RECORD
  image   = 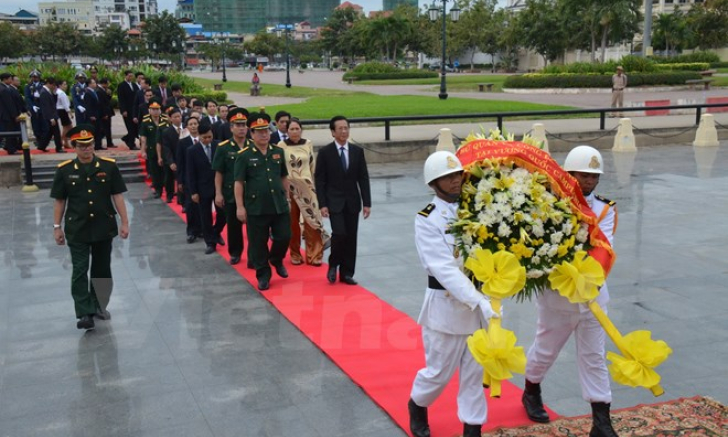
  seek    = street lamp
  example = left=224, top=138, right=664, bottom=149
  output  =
left=276, top=24, right=293, bottom=88
left=216, top=33, right=228, bottom=82
left=428, top=1, right=460, bottom=100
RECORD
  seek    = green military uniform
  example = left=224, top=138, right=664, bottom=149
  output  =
left=212, top=136, right=250, bottom=260
left=139, top=99, right=168, bottom=195
left=234, top=112, right=290, bottom=283
left=50, top=150, right=127, bottom=319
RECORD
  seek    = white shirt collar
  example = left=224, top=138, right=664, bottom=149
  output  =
left=334, top=141, right=348, bottom=150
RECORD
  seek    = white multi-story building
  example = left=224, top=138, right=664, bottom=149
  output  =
left=37, top=0, right=157, bottom=32
left=649, top=0, right=705, bottom=14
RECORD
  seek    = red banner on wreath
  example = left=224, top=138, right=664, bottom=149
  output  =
left=456, top=139, right=615, bottom=276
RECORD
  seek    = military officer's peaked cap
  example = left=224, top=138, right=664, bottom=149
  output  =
left=228, top=107, right=250, bottom=124
left=148, top=97, right=163, bottom=109
left=67, top=124, right=95, bottom=143
left=247, top=112, right=271, bottom=130
left=29, top=69, right=41, bottom=78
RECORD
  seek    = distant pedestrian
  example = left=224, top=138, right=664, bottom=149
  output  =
left=71, top=72, right=87, bottom=124
left=611, top=66, right=627, bottom=117
left=116, top=70, right=140, bottom=150
left=37, top=77, right=63, bottom=153
left=55, top=80, right=73, bottom=149
left=50, top=124, right=129, bottom=331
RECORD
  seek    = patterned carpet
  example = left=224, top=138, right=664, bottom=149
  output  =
left=483, top=396, right=727, bottom=436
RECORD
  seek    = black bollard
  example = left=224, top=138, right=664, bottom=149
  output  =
left=19, top=117, right=39, bottom=192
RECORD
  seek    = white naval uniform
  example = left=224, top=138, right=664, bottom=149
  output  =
left=525, top=192, right=617, bottom=403
left=410, top=196, right=491, bottom=425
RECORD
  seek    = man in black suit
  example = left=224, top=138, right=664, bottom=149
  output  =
left=176, top=116, right=201, bottom=242
left=186, top=123, right=225, bottom=254
left=315, top=115, right=371, bottom=285
left=269, top=110, right=291, bottom=145
left=82, top=78, right=104, bottom=150
left=152, top=75, right=170, bottom=106
left=200, top=100, right=222, bottom=140
left=159, top=107, right=183, bottom=203
left=0, top=73, right=22, bottom=154
left=37, top=77, right=63, bottom=153
left=116, top=70, right=139, bottom=149
left=97, top=78, right=116, bottom=149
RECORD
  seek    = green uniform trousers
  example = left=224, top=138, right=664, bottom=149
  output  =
left=68, top=239, right=113, bottom=318
left=147, top=157, right=163, bottom=193
left=246, top=212, right=291, bottom=280
left=224, top=201, right=244, bottom=258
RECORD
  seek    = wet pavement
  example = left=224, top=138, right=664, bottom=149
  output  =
left=1, top=142, right=727, bottom=436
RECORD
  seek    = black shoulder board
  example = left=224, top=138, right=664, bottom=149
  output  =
left=595, top=194, right=615, bottom=206
left=418, top=203, right=436, bottom=217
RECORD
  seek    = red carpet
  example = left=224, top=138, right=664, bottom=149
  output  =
left=151, top=169, right=558, bottom=436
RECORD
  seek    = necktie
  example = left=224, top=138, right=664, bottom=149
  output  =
left=339, top=146, right=347, bottom=171
left=204, top=145, right=211, bottom=162
left=161, top=88, right=166, bottom=101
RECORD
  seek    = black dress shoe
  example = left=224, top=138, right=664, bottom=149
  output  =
left=341, top=276, right=358, bottom=285
left=76, top=315, right=95, bottom=330
left=186, top=235, right=197, bottom=244
left=408, top=399, right=430, bottom=437
left=258, top=278, right=270, bottom=291
left=230, top=256, right=241, bottom=265
left=247, top=261, right=254, bottom=269
left=204, top=245, right=216, bottom=255
left=327, top=266, right=337, bottom=284
left=274, top=264, right=288, bottom=278
left=152, top=192, right=161, bottom=199
left=522, top=380, right=550, bottom=423
left=166, top=197, right=174, bottom=203
left=217, top=235, right=225, bottom=246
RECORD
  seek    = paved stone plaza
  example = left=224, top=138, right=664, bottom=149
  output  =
left=1, top=142, right=727, bottom=436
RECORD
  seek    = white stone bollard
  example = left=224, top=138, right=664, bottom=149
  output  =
left=612, top=151, right=637, bottom=186
left=612, top=118, right=637, bottom=152
left=436, top=128, right=456, bottom=153
left=693, top=113, right=719, bottom=147
left=531, top=123, right=549, bottom=154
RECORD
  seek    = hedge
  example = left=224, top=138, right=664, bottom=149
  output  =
left=342, top=70, right=438, bottom=81
left=503, top=72, right=701, bottom=89
left=652, top=51, right=720, bottom=64
left=654, top=63, right=710, bottom=72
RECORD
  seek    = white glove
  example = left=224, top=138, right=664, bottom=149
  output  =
left=33, top=91, right=40, bottom=98
left=478, top=299, right=500, bottom=321
left=32, top=106, right=40, bottom=113
left=77, top=106, right=86, bottom=113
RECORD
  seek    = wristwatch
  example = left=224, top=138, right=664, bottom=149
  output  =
left=53, top=224, right=61, bottom=230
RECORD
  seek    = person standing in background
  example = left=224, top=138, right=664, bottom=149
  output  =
left=55, top=80, right=73, bottom=149
left=116, top=70, right=139, bottom=150
left=611, top=66, right=627, bottom=117
left=97, top=78, right=116, bottom=149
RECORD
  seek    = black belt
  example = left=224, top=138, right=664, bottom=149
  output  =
left=428, top=276, right=445, bottom=290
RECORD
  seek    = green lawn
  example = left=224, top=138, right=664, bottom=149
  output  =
left=355, top=74, right=511, bottom=92
left=255, top=94, right=572, bottom=120
left=194, top=77, right=357, bottom=98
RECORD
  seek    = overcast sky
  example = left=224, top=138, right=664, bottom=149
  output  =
left=1, top=0, right=508, bottom=16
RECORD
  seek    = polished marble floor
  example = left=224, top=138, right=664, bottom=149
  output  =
left=1, top=143, right=727, bottom=436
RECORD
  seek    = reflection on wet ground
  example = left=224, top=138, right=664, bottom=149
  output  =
left=0, top=143, right=726, bottom=436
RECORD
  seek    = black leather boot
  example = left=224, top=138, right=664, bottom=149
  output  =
left=589, top=402, right=619, bottom=437
left=463, top=423, right=482, bottom=437
left=522, top=379, right=550, bottom=423
left=408, top=398, right=430, bottom=437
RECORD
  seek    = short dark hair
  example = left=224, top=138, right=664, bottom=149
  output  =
left=45, top=77, right=57, bottom=86
left=124, top=69, right=133, bottom=76
left=198, top=123, right=212, bottom=135
left=0, top=72, right=11, bottom=81
left=177, top=95, right=187, bottom=102
left=275, top=110, right=291, bottom=122
left=206, top=100, right=217, bottom=107
left=142, top=78, right=151, bottom=86
left=167, top=107, right=181, bottom=117
left=135, top=72, right=144, bottom=78
left=329, top=115, right=348, bottom=131
left=158, top=75, right=167, bottom=83
left=99, top=77, right=110, bottom=85
left=288, top=117, right=303, bottom=130
left=171, top=83, right=182, bottom=92
left=191, top=99, right=202, bottom=107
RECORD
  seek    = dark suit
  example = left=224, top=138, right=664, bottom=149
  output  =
left=152, top=86, right=170, bottom=105
left=98, top=86, right=115, bottom=148
left=116, top=81, right=139, bottom=148
left=200, top=116, right=222, bottom=140
left=38, top=87, right=61, bottom=151
left=0, top=83, right=22, bottom=154
left=269, top=130, right=287, bottom=145
left=25, top=80, right=43, bottom=144
left=176, top=136, right=200, bottom=237
left=186, top=140, right=225, bottom=247
left=314, top=142, right=371, bottom=279
left=160, top=124, right=181, bottom=202
left=82, top=88, right=103, bottom=150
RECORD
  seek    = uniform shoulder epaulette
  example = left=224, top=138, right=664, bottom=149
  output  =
left=57, top=159, right=73, bottom=168
left=142, top=115, right=151, bottom=121
left=219, top=139, right=230, bottom=146
left=237, top=147, right=249, bottom=154
left=418, top=203, right=436, bottom=217
left=595, top=194, right=615, bottom=206
left=99, top=157, right=116, bottom=163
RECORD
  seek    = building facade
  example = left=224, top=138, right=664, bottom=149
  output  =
left=383, top=0, right=417, bottom=11
left=648, top=0, right=705, bottom=14
left=38, top=0, right=156, bottom=32
left=195, top=0, right=338, bottom=35
left=175, top=0, right=195, bottom=21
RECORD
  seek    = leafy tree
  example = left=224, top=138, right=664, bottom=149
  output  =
left=593, top=0, right=642, bottom=62
left=320, top=6, right=366, bottom=63
left=33, top=22, right=84, bottom=61
left=451, top=0, right=499, bottom=71
left=496, top=9, right=522, bottom=71
left=96, top=24, right=129, bottom=62
left=518, top=0, right=567, bottom=65
left=142, top=11, right=187, bottom=56
left=0, top=22, right=28, bottom=61
left=243, top=31, right=285, bottom=63
left=686, top=0, right=728, bottom=50
left=652, top=7, right=689, bottom=54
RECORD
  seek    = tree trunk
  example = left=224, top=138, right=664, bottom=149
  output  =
left=591, top=32, right=597, bottom=62
left=600, top=25, right=609, bottom=63
left=470, top=51, right=475, bottom=71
